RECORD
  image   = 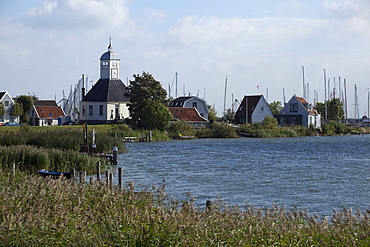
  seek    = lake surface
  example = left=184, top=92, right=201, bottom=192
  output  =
left=114, top=135, right=370, bottom=216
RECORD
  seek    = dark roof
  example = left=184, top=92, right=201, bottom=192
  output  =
left=82, top=78, right=130, bottom=102
left=168, top=107, right=208, bottom=122
left=235, top=95, right=262, bottom=116
left=33, top=100, right=57, bottom=106
left=171, top=97, right=193, bottom=103
left=34, top=105, right=65, bottom=118
left=0, top=92, right=5, bottom=100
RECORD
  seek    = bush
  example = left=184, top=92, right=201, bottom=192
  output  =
left=166, top=121, right=195, bottom=137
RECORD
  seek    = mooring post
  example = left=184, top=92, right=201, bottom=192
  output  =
left=113, top=146, right=118, bottom=164
left=79, top=171, right=86, bottom=183
left=11, top=163, right=15, bottom=175
left=118, top=167, right=123, bottom=189
left=70, top=168, right=76, bottom=180
left=105, top=170, right=109, bottom=184
left=206, top=200, right=212, bottom=213
left=148, top=131, right=152, bottom=142
left=109, top=172, right=113, bottom=186
left=96, top=162, right=101, bottom=181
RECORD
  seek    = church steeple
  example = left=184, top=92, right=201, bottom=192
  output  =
left=100, top=37, right=120, bottom=79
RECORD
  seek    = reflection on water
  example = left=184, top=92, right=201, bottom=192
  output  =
left=113, top=135, right=370, bottom=216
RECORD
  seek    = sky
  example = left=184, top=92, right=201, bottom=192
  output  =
left=1, top=0, right=370, bottom=118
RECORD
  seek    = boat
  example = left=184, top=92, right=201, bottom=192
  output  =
left=37, top=170, right=73, bottom=179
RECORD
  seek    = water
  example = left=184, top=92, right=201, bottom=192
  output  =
left=114, top=135, right=370, bottom=216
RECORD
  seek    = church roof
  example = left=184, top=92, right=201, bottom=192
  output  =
left=82, top=78, right=130, bottom=102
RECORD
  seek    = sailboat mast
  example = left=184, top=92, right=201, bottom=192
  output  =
left=223, top=75, right=228, bottom=116
left=302, top=66, right=306, bottom=99
left=344, top=79, right=348, bottom=123
left=324, top=69, right=327, bottom=122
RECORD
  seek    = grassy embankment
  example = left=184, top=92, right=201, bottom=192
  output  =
left=0, top=124, right=170, bottom=173
left=0, top=169, right=369, bottom=246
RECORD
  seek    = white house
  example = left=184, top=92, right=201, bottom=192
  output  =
left=29, top=100, right=65, bottom=126
left=0, top=91, right=19, bottom=125
left=169, top=96, right=209, bottom=120
left=275, top=96, right=321, bottom=128
left=80, top=41, right=130, bottom=124
left=234, top=95, right=273, bottom=124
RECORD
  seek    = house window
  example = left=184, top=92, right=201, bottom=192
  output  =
left=4, top=101, right=9, bottom=107
left=261, top=106, right=264, bottom=112
left=99, top=105, right=103, bottom=115
left=193, top=102, right=197, bottom=108
left=82, top=105, right=87, bottom=116
left=89, top=105, right=93, bottom=115
left=290, top=103, right=298, bottom=112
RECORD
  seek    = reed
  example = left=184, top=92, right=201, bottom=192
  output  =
left=0, top=145, right=109, bottom=173
left=0, top=169, right=369, bottom=246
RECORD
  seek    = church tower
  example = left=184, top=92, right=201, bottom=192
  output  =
left=100, top=37, right=120, bottom=79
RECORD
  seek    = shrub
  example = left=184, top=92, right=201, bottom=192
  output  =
left=166, top=121, right=195, bottom=137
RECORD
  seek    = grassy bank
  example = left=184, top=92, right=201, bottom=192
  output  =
left=0, top=169, right=369, bottom=246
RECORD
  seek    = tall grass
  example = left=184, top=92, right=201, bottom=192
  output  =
left=0, top=145, right=109, bottom=173
left=0, top=170, right=369, bottom=246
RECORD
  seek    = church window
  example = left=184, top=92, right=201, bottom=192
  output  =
left=89, top=105, right=93, bottom=115
left=99, top=105, right=103, bottom=115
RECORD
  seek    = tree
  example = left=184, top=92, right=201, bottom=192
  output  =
left=140, top=99, right=172, bottom=130
left=16, top=95, right=33, bottom=123
left=327, top=98, right=344, bottom=121
left=316, top=99, right=344, bottom=121
left=0, top=102, right=5, bottom=116
left=11, top=102, right=23, bottom=123
left=269, top=101, right=283, bottom=115
left=126, top=72, right=169, bottom=129
left=224, top=108, right=235, bottom=122
left=207, top=105, right=218, bottom=121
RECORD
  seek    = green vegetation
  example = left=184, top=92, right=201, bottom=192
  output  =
left=0, top=101, right=5, bottom=116
left=269, top=100, right=283, bottom=115
left=16, top=95, right=34, bottom=123
left=125, top=71, right=171, bottom=130
left=0, top=169, right=369, bottom=246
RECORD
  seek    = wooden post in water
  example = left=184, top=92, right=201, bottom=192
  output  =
left=11, top=163, right=15, bottom=176
left=79, top=171, right=86, bottom=183
left=109, top=172, right=113, bottom=186
left=113, top=146, right=118, bottom=164
left=70, top=168, right=76, bottom=179
left=148, top=131, right=152, bottom=142
left=206, top=200, right=212, bottom=213
left=105, top=170, right=110, bottom=184
left=118, top=167, right=123, bottom=189
left=96, top=162, right=101, bottom=181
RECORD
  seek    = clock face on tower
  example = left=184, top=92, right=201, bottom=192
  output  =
left=111, top=68, right=118, bottom=79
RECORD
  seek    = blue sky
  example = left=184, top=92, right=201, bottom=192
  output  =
left=1, top=0, right=370, bottom=117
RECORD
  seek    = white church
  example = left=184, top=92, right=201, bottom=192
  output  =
left=80, top=41, right=130, bottom=124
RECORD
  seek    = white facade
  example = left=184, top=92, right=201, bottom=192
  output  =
left=0, top=92, right=19, bottom=125
left=278, top=96, right=321, bottom=128
left=80, top=101, right=129, bottom=122
left=170, top=96, right=209, bottom=120
left=250, top=96, right=273, bottom=123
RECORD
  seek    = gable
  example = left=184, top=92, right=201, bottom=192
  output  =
left=235, top=95, right=262, bottom=116
left=82, top=78, right=130, bottom=102
left=279, top=96, right=318, bottom=115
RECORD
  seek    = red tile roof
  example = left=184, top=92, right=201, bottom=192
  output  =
left=35, top=105, right=65, bottom=118
left=168, top=107, right=208, bottom=122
